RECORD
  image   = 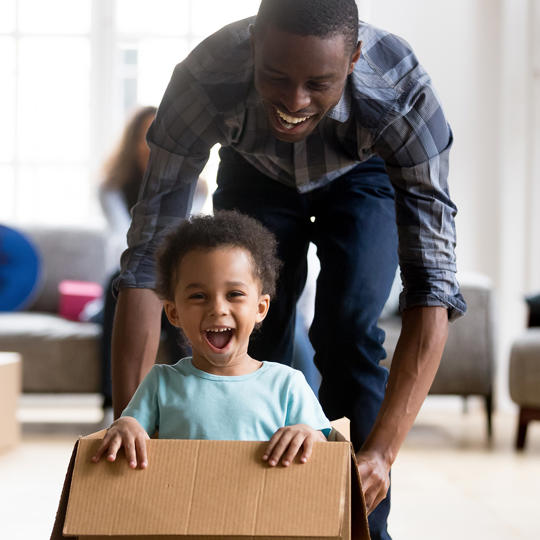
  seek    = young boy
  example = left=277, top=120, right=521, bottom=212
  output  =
left=92, top=210, right=331, bottom=470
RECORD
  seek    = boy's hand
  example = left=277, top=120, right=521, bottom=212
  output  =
left=263, top=424, right=326, bottom=467
left=91, top=416, right=150, bottom=469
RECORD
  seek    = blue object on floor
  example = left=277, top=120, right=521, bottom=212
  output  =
left=0, top=225, right=42, bottom=311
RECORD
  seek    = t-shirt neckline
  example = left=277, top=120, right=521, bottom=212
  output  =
left=182, top=357, right=268, bottom=381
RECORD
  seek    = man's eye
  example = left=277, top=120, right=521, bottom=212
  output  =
left=263, top=73, right=286, bottom=83
left=308, top=81, right=330, bottom=91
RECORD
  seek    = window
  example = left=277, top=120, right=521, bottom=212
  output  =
left=1, top=0, right=258, bottom=225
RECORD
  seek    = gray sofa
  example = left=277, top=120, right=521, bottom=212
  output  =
left=0, top=225, right=496, bottom=442
left=0, top=226, right=112, bottom=394
left=379, top=277, right=496, bottom=439
left=509, top=328, right=540, bottom=450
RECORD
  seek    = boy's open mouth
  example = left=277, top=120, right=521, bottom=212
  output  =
left=205, top=328, right=234, bottom=350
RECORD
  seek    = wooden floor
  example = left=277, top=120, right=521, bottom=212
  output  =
left=1, top=395, right=539, bottom=540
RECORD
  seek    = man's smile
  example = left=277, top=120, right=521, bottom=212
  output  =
left=275, top=106, right=315, bottom=129
left=267, top=105, right=320, bottom=141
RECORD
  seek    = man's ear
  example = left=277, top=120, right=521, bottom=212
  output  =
left=256, top=294, right=270, bottom=323
left=348, top=41, right=362, bottom=74
left=163, top=300, right=182, bottom=328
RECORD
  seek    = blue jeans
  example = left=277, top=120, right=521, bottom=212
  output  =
left=292, top=311, right=321, bottom=394
left=214, top=148, right=398, bottom=540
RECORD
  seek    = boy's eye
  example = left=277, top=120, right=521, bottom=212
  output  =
left=188, top=292, right=205, bottom=300
left=228, top=290, right=245, bottom=298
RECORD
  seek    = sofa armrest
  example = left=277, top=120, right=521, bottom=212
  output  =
left=379, top=276, right=496, bottom=397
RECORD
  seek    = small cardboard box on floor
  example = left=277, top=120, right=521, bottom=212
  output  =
left=51, top=421, right=370, bottom=540
left=0, top=352, right=21, bottom=453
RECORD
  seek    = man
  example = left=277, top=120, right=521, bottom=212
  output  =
left=112, top=1, right=465, bottom=538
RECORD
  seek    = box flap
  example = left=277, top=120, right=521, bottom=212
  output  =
left=64, top=439, right=350, bottom=538
left=350, top=452, right=370, bottom=540
left=329, top=418, right=350, bottom=441
left=82, top=429, right=108, bottom=439
left=50, top=438, right=79, bottom=540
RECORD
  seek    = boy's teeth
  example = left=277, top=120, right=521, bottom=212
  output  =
left=205, top=328, right=233, bottom=349
left=207, top=328, right=232, bottom=332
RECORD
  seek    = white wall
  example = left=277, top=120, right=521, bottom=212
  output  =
left=529, top=1, right=540, bottom=292
left=360, top=0, right=536, bottom=409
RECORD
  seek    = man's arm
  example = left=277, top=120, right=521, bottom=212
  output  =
left=111, top=288, right=163, bottom=418
left=356, top=305, right=448, bottom=514
left=354, top=28, right=464, bottom=514
left=111, top=61, right=227, bottom=417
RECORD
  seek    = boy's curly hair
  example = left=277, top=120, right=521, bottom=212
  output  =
left=155, top=210, right=282, bottom=301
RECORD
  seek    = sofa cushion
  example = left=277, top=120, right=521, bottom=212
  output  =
left=0, top=313, right=101, bottom=393
left=0, top=225, right=42, bottom=310
left=378, top=281, right=494, bottom=397
left=510, top=329, right=540, bottom=407
left=18, top=226, right=110, bottom=314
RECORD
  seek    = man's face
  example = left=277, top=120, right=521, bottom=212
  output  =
left=252, top=25, right=360, bottom=143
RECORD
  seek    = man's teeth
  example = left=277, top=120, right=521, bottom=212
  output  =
left=276, top=108, right=313, bottom=125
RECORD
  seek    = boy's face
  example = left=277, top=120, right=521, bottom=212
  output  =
left=163, top=246, right=270, bottom=376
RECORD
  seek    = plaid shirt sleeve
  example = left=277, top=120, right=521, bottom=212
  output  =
left=115, top=62, right=225, bottom=291
left=365, top=33, right=466, bottom=319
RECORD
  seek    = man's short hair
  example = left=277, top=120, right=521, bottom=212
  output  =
left=254, top=0, right=359, bottom=54
left=155, top=210, right=281, bottom=301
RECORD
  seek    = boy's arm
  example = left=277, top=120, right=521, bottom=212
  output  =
left=263, top=370, right=331, bottom=466
left=112, top=288, right=163, bottom=418
left=263, top=425, right=326, bottom=467
left=92, top=416, right=150, bottom=469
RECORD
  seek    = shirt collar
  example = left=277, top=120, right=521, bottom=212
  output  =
left=246, top=80, right=260, bottom=107
left=326, top=83, right=351, bottom=123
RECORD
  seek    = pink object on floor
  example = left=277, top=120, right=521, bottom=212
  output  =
left=58, top=280, right=103, bottom=321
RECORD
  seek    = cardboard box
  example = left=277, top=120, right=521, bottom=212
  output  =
left=51, top=428, right=370, bottom=540
left=0, top=352, right=21, bottom=452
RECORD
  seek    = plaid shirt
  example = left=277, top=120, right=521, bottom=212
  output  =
left=119, top=17, right=466, bottom=319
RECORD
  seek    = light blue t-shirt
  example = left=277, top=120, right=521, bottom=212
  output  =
left=121, top=358, right=331, bottom=440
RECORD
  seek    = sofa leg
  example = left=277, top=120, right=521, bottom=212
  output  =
left=484, top=392, right=493, bottom=442
left=485, top=392, right=493, bottom=441
left=516, top=407, right=540, bottom=450
left=462, top=395, right=469, bottom=414
left=516, top=408, right=529, bottom=450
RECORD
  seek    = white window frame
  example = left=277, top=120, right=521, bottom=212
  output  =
left=527, top=0, right=540, bottom=291
left=3, top=0, right=258, bottom=225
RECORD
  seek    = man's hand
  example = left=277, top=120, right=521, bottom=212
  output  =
left=263, top=424, right=326, bottom=466
left=356, top=449, right=391, bottom=515
left=91, top=416, right=150, bottom=469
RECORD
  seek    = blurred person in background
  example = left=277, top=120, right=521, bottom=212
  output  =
left=99, top=106, right=207, bottom=414
left=100, top=106, right=157, bottom=250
